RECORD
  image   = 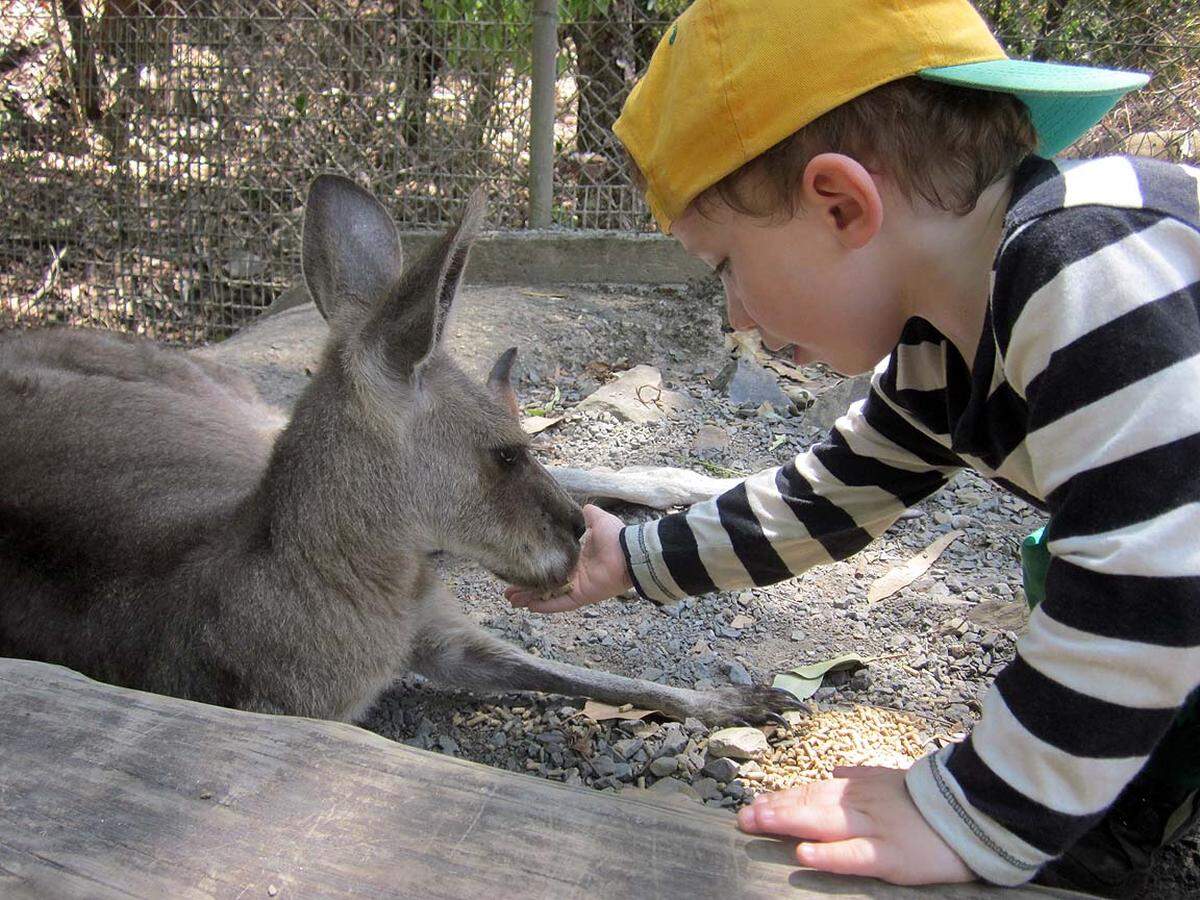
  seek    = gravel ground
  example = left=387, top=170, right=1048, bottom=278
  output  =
left=223, top=276, right=1195, bottom=896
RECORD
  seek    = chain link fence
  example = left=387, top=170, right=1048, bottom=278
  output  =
left=2, top=1, right=1198, bottom=340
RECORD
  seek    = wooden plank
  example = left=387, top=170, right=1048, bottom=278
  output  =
left=0, top=659, right=1067, bottom=899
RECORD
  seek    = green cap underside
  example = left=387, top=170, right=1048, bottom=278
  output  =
left=919, top=59, right=1150, bottom=157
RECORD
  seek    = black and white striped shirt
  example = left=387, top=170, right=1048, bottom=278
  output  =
left=619, top=154, right=1200, bottom=885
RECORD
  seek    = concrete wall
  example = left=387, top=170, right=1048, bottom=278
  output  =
left=400, top=229, right=709, bottom=285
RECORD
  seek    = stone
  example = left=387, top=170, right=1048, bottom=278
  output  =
left=576, top=365, right=695, bottom=423
left=707, top=727, right=770, bottom=760
left=702, top=756, right=741, bottom=781
left=724, top=779, right=748, bottom=801
left=693, top=777, right=723, bottom=801
left=693, top=424, right=730, bottom=452
left=647, top=778, right=701, bottom=803
left=649, top=755, right=680, bottom=777
left=590, top=756, right=618, bottom=777
left=727, top=661, right=753, bottom=686
left=658, top=723, right=689, bottom=757
left=967, top=598, right=1029, bottom=634
left=714, top=355, right=792, bottom=411
left=806, top=373, right=872, bottom=431
left=613, top=737, right=644, bottom=760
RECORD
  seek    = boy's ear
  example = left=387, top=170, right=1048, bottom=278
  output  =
left=801, top=154, right=883, bottom=250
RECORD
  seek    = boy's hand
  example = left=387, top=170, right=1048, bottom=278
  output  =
left=505, top=504, right=633, bottom=613
left=737, top=766, right=976, bottom=886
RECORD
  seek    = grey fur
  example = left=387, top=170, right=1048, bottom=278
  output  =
left=0, top=176, right=795, bottom=726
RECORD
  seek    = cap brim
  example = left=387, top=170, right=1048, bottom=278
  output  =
left=919, top=59, right=1150, bottom=156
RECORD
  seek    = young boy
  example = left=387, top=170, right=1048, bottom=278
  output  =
left=507, top=0, right=1199, bottom=893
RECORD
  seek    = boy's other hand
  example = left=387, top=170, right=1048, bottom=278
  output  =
left=505, top=504, right=633, bottom=613
left=737, top=766, right=976, bottom=886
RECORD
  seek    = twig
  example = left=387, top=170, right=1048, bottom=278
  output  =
left=29, top=247, right=67, bottom=309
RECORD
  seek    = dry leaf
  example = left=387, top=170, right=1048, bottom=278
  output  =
left=582, top=699, right=658, bottom=721
left=772, top=652, right=866, bottom=702
left=730, top=614, right=755, bottom=629
left=521, top=289, right=567, bottom=300
left=762, top=357, right=810, bottom=383
left=867, top=529, right=963, bottom=604
left=726, top=329, right=763, bottom=358
left=521, top=415, right=563, bottom=435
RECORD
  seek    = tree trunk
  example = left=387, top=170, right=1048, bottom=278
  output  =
left=60, top=0, right=103, bottom=121
left=566, top=0, right=636, bottom=159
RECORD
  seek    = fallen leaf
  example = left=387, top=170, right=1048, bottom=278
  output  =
left=762, top=357, right=810, bottom=383
left=521, top=415, right=563, bottom=435
left=582, top=699, right=659, bottom=721
left=730, top=614, right=755, bottom=629
left=867, top=529, right=963, bottom=603
left=726, top=329, right=763, bottom=358
left=772, top=652, right=866, bottom=702
left=521, top=289, right=567, bottom=299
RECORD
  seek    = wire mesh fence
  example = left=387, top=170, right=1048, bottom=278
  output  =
left=2, top=1, right=1198, bottom=340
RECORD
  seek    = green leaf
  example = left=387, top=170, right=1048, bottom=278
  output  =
left=772, top=652, right=866, bottom=702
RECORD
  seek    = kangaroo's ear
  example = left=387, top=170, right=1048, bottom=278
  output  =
left=301, top=174, right=403, bottom=327
left=488, top=346, right=519, bottom=418
left=364, top=189, right=485, bottom=379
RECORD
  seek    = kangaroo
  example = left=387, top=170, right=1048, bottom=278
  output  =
left=0, top=175, right=794, bottom=726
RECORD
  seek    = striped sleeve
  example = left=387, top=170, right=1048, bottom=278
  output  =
left=907, top=203, right=1200, bottom=885
left=620, top=357, right=965, bottom=604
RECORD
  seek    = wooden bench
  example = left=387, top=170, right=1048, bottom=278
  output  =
left=0, top=659, right=1069, bottom=898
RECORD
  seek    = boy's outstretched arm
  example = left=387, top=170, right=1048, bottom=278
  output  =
left=510, top=351, right=966, bottom=612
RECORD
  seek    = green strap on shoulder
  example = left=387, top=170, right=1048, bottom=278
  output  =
left=1020, top=526, right=1051, bottom=610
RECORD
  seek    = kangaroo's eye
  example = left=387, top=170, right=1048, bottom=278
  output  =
left=493, top=446, right=523, bottom=467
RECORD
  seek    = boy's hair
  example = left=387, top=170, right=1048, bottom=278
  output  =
left=654, top=77, right=1037, bottom=220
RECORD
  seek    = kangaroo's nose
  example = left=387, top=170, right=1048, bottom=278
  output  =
left=570, top=507, right=586, bottom=542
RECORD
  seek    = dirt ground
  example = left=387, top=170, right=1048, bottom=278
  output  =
left=205, top=278, right=1198, bottom=899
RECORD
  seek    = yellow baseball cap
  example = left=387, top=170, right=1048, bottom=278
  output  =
left=613, top=0, right=1149, bottom=232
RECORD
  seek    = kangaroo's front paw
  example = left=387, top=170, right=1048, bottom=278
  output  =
left=691, top=685, right=805, bottom=727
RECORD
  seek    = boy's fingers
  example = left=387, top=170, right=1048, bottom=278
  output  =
left=738, top=800, right=869, bottom=842
left=796, top=837, right=887, bottom=879
left=523, top=595, right=583, bottom=619
left=752, top=779, right=853, bottom=810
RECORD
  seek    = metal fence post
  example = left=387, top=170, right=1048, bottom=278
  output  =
left=529, top=0, right=557, bottom=228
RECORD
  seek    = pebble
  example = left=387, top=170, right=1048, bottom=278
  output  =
left=707, top=727, right=770, bottom=760
left=727, top=662, right=753, bottom=685
left=693, top=777, right=723, bottom=801
left=613, top=737, right=644, bottom=760
left=658, top=724, right=689, bottom=757
left=703, top=757, right=741, bottom=781
left=649, top=755, right=680, bottom=777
